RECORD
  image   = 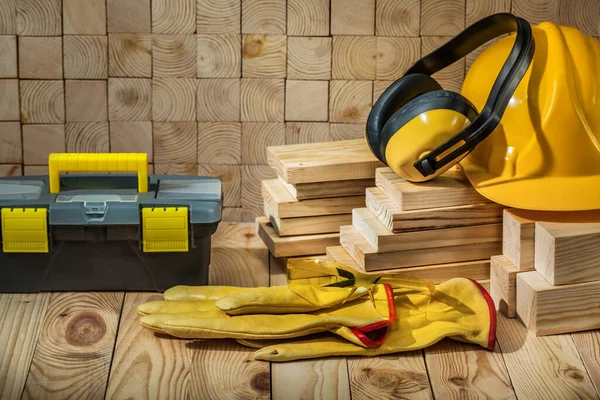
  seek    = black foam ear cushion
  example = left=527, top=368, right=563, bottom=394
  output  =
left=378, top=90, right=479, bottom=164
left=366, top=74, right=442, bottom=163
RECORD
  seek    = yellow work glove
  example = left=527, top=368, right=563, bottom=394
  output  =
left=237, top=278, right=496, bottom=362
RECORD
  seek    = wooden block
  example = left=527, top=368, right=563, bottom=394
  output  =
left=332, top=36, right=377, bottom=80
left=0, top=122, right=20, bottom=163
left=422, top=36, right=465, bottom=92
left=376, top=0, right=420, bottom=36
left=283, top=177, right=374, bottom=200
left=329, top=123, right=364, bottom=141
left=571, top=331, right=600, bottom=394
left=197, top=34, right=241, bottom=78
left=272, top=213, right=352, bottom=236
left=63, top=0, right=106, bottom=34
left=0, top=79, right=19, bottom=120
left=0, top=35, right=17, bottom=78
left=367, top=186, right=502, bottom=233
left=373, top=80, right=393, bottom=104
left=503, top=208, right=536, bottom=270
left=286, top=122, right=330, bottom=145
left=222, top=207, right=243, bottom=221
left=285, top=80, right=328, bottom=122
left=63, top=35, right=107, bottom=79
left=516, top=270, right=600, bottom=336
left=197, top=122, right=241, bottom=164
left=197, top=79, right=240, bottom=122
left=24, top=165, right=49, bottom=175
left=287, top=37, right=331, bottom=80
left=331, top=0, right=374, bottom=35
left=155, top=163, right=198, bottom=175
left=0, top=164, right=21, bottom=176
left=107, top=78, right=151, bottom=121
left=241, top=122, right=285, bottom=164
left=197, top=164, right=242, bottom=207
left=153, top=122, right=197, bottom=164
left=0, top=0, right=16, bottom=34
left=242, top=35, right=286, bottom=78
left=65, top=122, right=109, bottom=152
left=152, top=78, right=196, bottom=121
left=376, top=37, right=420, bottom=80
left=258, top=217, right=339, bottom=257
left=467, top=0, right=511, bottom=25
left=152, top=35, right=197, bottom=78
left=241, top=0, right=285, bottom=35
left=65, top=80, right=108, bottom=122
left=109, top=121, right=152, bottom=161
left=197, top=0, right=240, bottom=34
left=268, top=139, right=383, bottom=184
left=421, top=0, right=465, bottom=36
left=107, top=0, right=151, bottom=33
left=108, top=34, right=152, bottom=77
left=152, top=0, right=195, bottom=34
left=242, top=164, right=276, bottom=212
left=19, top=80, right=64, bottom=123
left=263, top=178, right=365, bottom=218
left=287, top=0, right=328, bottom=36
left=16, top=0, right=61, bottom=35
left=556, top=0, right=598, bottom=37
left=329, top=80, right=373, bottom=123
left=18, top=36, right=61, bottom=79
left=511, top=0, right=557, bottom=26
left=490, top=255, right=520, bottom=318
left=240, top=79, right=284, bottom=122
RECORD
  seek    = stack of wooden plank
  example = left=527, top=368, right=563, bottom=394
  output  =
left=492, top=209, right=600, bottom=336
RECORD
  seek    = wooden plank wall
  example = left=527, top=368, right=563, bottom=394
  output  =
left=0, top=0, right=598, bottom=221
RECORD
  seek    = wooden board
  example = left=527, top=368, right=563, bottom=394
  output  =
left=330, top=0, right=374, bottom=35
left=376, top=167, right=490, bottom=211
left=329, top=80, right=373, bottom=124
left=503, top=208, right=536, bottom=270
left=287, top=36, right=331, bottom=80
left=257, top=217, right=340, bottom=257
left=516, top=271, right=600, bottom=336
left=571, top=331, right=600, bottom=396
left=284, top=80, right=329, bottom=122
left=287, top=0, right=329, bottom=36
left=242, top=34, right=287, bottom=79
left=352, top=207, right=502, bottom=253
left=490, top=255, right=523, bottom=318
left=367, top=186, right=503, bottom=233
left=271, top=213, right=352, bottom=236
left=332, top=36, right=377, bottom=80
left=240, top=78, right=285, bottom=122
left=281, top=176, right=374, bottom=200
left=268, top=139, right=384, bottom=184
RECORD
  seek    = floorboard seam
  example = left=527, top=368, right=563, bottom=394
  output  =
left=102, top=291, right=127, bottom=400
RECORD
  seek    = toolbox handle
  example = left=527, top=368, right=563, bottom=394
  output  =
left=48, top=153, right=149, bottom=193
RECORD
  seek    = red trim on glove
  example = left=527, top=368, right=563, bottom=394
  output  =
left=349, top=283, right=396, bottom=348
left=468, top=278, right=497, bottom=351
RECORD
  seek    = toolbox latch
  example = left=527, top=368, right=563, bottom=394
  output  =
left=141, top=207, right=189, bottom=252
left=1, top=208, right=49, bottom=253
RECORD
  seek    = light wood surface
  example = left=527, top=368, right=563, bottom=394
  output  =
left=329, top=80, right=373, bottom=123
left=490, top=255, right=522, bottom=318
left=108, top=78, right=152, bottom=121
left=0, top=164, right=22, bottom=177
left=197, top=0, right=240, bottom=34
left=198, top=122, right=242, bottom=164
left=286, top=122, right=331, bottom=145
left=287, top=37, right=331, bottom=80
left=63, top=36, right=108, bottom=79
left=0, top=35, right=17, bottom=78
left=65, top=122, right=110, bottom=153
left=376, top=0, right=420, bottom=36
left=241, top=0, right=286, bottom=35
left=0, top=0, right=15, bottom=35
left=330, top=0, right=374, bottom=35
left=109, top=122, right=153, bottom=161
left=197, top=79, right=240, bottom=122
left=153, top=122, right=198, bottom=164
left=152, top=35, right=196, bottom=78
left=65, top=80, right=108, bottom=122
left=285, top=80, right=329, bottom=122
left=422, top=36, right=465, bottom=92
left=197, top=34, right=241, bottom=78
left=63, top=0, right=106, bottom=34
left=107, top=0, right=151, bottom=33
left=241, top=122, right=285, bottom=164
left=258, top=217, right=340, bottom=257
left=376, top=37, right=421, bottom=80
left=152, top=0, right=195, bottom=34
left=332, top=36, right=377, bottom=80
left=282, top=177, right=374, bottom=200
left=503, top=209, right=536, bottom=270
left=19, top=80, right=64, bottom=123
left=373, top=80, right=393, bottom=104
left=152, top=78, right=196, bottom=121
left=241, top=78, right=285, bottom=122
left=0, top=121, right=21, bottom=163
left=571, top=331, right=600, bottom=396
left=0, top=79, right=19, bottom=121
left=241, top=164, right=277, bottom=217
left=287, top=0, right=329, bottom=36
left=108, top=33, right=152, bottom=78
left=18, top=37, right=61, bottom=79
left=421, top=0, right=465, bottom=36
left=16, top=0, right=62, bottom=36
left=272, top=213, right=352, bottom=236
left=242, top=35, right=287, bottom=78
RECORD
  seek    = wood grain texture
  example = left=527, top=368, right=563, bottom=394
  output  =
left=153, top=35, right=197, bottom=78
left=241, top=164, right=277, bottom=217
left=109, top=121, right=153, bottom=160
left=241, top=79, right=285, bottom=122
left=197, top=0, right=240, bottom=34
left=285, top=80, right=329, bottom=121
left=197, top=79, right=240, bottom=121
left=22, top=292, right=124, bottom=399
left=241, top=122, right=285, bottom=164
left=332, top=36, right=377, bottom=80
left=155, top=163, right=198, bottom=175
left=421, top=0, right=465, bottom=35
left=377, top=0, right=420, bottom=36
left=152, top=78, right=196, bottom=121
left=0, top=0, right=16, bottom=34
left=63, top=0, right=106, bottom=34
left=0, top=79, right=19, bottom=121
left=0, top=164, right=22, bottom=176
left=108, top=34, right=152, bottom=77
left=373, top=80, right=393, bottom=104
left=65, top=80, right=108, bottom=122
left=466, top=0, right=511, bottom=25
left=283, top=177, right=374, bottom=200
left=108, top=78, right=152, bottom=121
left=329, top=123, right=364, bottom=141
left=331, top=0, right=375, bottom=35
left=0, top=293, right=51, bottom=400
left=107, top=0, right=151, bottom=33
left=421, top=36, right=465, bottom=91
left=152, top=0, right=195, bottom=34
left=330, top=80, right=373, bottom=123
left=556, top=0, right=599, bottom=37
left=63, top=35, right=108, bottom=79
left=22, top=124, right=66, bottom=164
left=376, top=37, right=421, bottom=80
left=197, top=34, right=241, bottom=78
left=272, top=213, right=352, bottom=236
left=288, top=0, right=329, bottom=36
left=503, top=208, right=536, bottom=270
left=65, top=122, right=110, bottom=152
left=0, top=121, right=21, bottom=163
left=18, top=36, right=62, bottom=79
left=571, top=331, right=600, bottom=397
left=23, top=165, right=49, bottom=175
left=19, top=80, right=64, bottom=123
left=241, top=0, right=286, bottom=35
left=512, top=0, right=558, bottom=25
left=242, top=35, right=287, bottom=78
left=258, top=217, right=340, bottom=257
left=490, top=255, right=520, bottom=318
left=197, top=122, right=242, bottom=164
left=16, top=0, right=61, bottom=35
left=287, top=37, right=332, bottom=80
left=200, top=164, right=243, bottom=207
left=0, top=35, right=17, bottom=78
left=286, top=122, right=330, bottom=144
left=222, top=207, right=243, bottom=221
left=153, top=122, right=198, bottom=164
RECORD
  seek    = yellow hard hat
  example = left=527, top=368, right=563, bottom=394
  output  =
left=460, top=23, right=600, bottom=211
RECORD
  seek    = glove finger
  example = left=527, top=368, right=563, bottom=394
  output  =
left=140, top=310, right=227, bottom=333
left=253, top=336, right=375, bottom=362
left=164, top=285, right=255, bottom=301
left=137, top=299, right=217, bottom=316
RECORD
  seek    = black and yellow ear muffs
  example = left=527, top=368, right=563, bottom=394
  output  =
left=366, top=13, right=535, bottom=182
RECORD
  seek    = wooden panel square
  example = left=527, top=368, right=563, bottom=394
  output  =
left=421, top=0, right=465, bottom=35
left=329, top=80, right=372, bottom=123
left=0, top=35, right=17, bottom=78
left=242, top=35, right=286, bottom=78
left=376, top=37, right=420, bottom=80
left=2, top=79, right=19, bottom=121
left=108, top=78, right=151, bottom=121
left=0, top=0, right=16, bottom=34
left=241, top=122, right=285, bottom=164
left=373, top=80, right=393, bottom=104
left=285, top=80, right=328, bottom=121
left=197, top=35, right=241, bottom=78
left=197, top=79, right=240, bottom=122
left=22, top=124, right=65, bottom=164
left=197, top=0, right=240, bottom=34
left=242, top=164, right=276, bottom=217
left=63, top=0, right=106, bottom=34
left=0, top=164, right=22, bottom=176
left=153, top=35, right=197, bottom=78
left=64, top=35, right=107, bottom=79
left=512, top=0, right=558, bottom=25
left=222, top=207, right=243, bottom=222
left=109, top=121, right=153, bottom=161
left=288, top=0, right=329, bottom=36
left=332, top=36, right=377, bottom=80
left=422, top=36, right=465, bottom=92
left=152, top=78, right=196, bottom=121
left=108, top=34, right=152, bottom=77
left=241, top=0, right=286, bottom=34
left=240, top=79, right=284, bottom=122
left=376, top=0, right=420, bottom=36
left=153, top=122, right=198, bottom=164
left=0, top=122, right=21, bottom=163
left=330, top=123, right=364, bottom=141
left=467, top=0, right=511, bottom=25
left=18, top=36, right=62, bottom=79
left=152, top=0, right=195, bottom=34
left=107, top=0, right=151, bottom=33
left=199, top=164, right=242, bottom=207
left=285, top=122, right=330, bottom=145
left=66, top=80, right=108, bottom=122
left=155, top=164, right=198, bottom=175
left=556, top=0, right=598, bottom=36
left=24, top=165, right=49, bottom=175
left=16, top=0, right=61, bottom=35
left=65, top=122, right=109, bottom=152
left=331, top=0, right=374, bottom=35
left=287, top=37, right=331, bottom=80
left=198, top=122, right=241, bottom=164
left=19, top=80, right=64, bottom=123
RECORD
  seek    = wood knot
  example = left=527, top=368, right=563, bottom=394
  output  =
left=564, top=367, right=585, bottom=382
left=344, top=106, right=360, bottom=120
left=364, top=368, right=429, bottom=392
left=450, top=376, right=468, bottom=387
left=244, top=232, right=255, bottom=239
left=118, top=87, right=140, bottom=106
left=243, top=35, right=266, bottom=58
left=65, top=311, right=106, bottom=346
left=250, top=371, right=270, bottom=393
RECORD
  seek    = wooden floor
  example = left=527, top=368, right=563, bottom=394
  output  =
left=1, top=222, right=599, bottom=400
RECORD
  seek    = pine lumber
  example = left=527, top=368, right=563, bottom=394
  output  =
left=108, top=33, right=152, bottom=77
left=22, top=125, right=64, bottom=165
left=241, top=122, right=285, bottom=164
left=197, top=122, right=241, bottom=165
left=63, top=35, right=108, bottom=79
left=110, top=122, right=153, bottom=161
left=152, top=78, right=196, bottom=121
left=65, top=80, right=108, bottom=122
left=271, top=213, right=352, bottom=236
left=108, top=78, right=152, bottom=121
left=16, top=0, right=61, bottom=35
left=489, top=255, right=522, bottom=318
left=285, top=80, right=329, bottom=122
left=571, top=331, right=600, bottom=396
left=329, top=80, right=373, bottom=124
left=286, top=122, right=331, bottom=145
left=19, top=80, right=64, bottom=124
left=287, top=0, right=329, bottom=36
left=107, top=0, right=151, bottom=33
left=152, top=0, right=195, bottom=34
left=0, top=121, right=21, bottom=163
left=18, top=36, right=62, bottom=79
left=197, top=34, right=241, bottom=78
left=516, top=271, right=600, bottom=336
left=503, top=209, right=536, bottom=270
left=65, top=122, right=110, bottom=153
left=268, top=139, right=384, bottom=184
left=241, top=0, right=286, bottom=35
left=153, top=122, right=197, bottom=164
left=367, top=187, right=503, bottom=233
left=330, top=0, right=374, bottom=35
left=332, top=36, right=377, bottom=80
left=242, top=35, right=287, bottom=79
left=280, top=176, right=374, bottom=200
left=152, top=35, right=197, bottom=78
left=197, top=0, right=240, bottom=34
left=197, top=79, right=240, bottom=122
left=63, top=0, right=106, bottom=34
left=421, top=0, right=465, bottom=36
left=240, top=78, right=285, bottom=122
left=241, top=165, right=276, bottom=218
left=376, top=0, right=419, bottom=36
left=376, top=37, right=421, bottom=81
left=287, top=36, right=332, bottom=80
left=352, top=207, right=502, bottom=253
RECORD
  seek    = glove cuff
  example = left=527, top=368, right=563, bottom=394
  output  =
left=349, top=283, right=396, bottom=348
left=467, top=278, right=496, bottom=350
